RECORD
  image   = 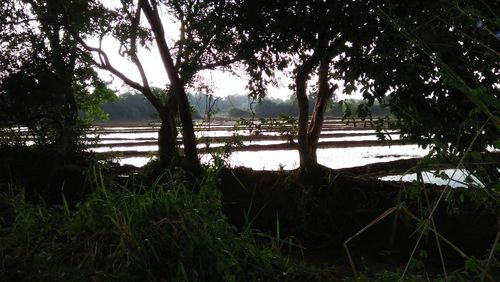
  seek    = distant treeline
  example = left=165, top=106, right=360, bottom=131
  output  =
left=100, top=93, right=158, bottom=121
left=99, top=92, right=389, bottom=121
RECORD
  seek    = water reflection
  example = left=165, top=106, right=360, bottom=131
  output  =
left=379, top=169, right=483, bottom=188
left=92, top=126, right=429, bottom=181
left=118, top=145, right=428, bottom=170
left=92, top=145, right=158, bottom=153
left=118, top=157, right=154, bottom=167
left=211, top=145, right=428, bottom=170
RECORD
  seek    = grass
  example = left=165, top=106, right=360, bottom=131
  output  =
left=0, top=164, right=338, bottom=281
left=0, top=153, right=496, bottom=281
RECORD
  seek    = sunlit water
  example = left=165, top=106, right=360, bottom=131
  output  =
left=3, top=124, right=489, bottom=188
left=320, top=134, right=400, bottom=142
left=379, top=169, right=483, bottom=188
left=88, top=126, right=483, bottom=188
left=207, top=145, right=428, bottom=170
left=89, top=127, right=418, bottom=168
left=92, top=145, right=159, bottom=153
left=110, top=144, right=427, bottom=169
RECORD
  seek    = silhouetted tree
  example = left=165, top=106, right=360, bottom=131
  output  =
left=0, top=0, right=112, bottom=152
left=62, top=0, right=242, bottom=173
left=237, top=0, right=499, bottom=177
left=100, top=92, right=156, bottom=121
left=237, top=0, right=380, bottom=174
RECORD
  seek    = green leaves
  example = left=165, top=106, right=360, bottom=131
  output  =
left=76, top=79, right=117, bottom=123
left=359, top=0, right=500, bottom=158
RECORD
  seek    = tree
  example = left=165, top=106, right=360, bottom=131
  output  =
left=355, top=0, right=500, bottom=185
left=100, top=91, right=156, bottom=121
left=228, top=108, right=252, bottom=118
left=237, top=0, right=499, bottom=178
left=0, top=0, right=112, bottom=152
left=61, top=0, right=241, bottom=173
left=237, top=0, right=380, bottom=174
left=254, top=100, right=295, bottom=118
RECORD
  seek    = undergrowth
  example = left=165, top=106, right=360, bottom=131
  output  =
left=0, top=165, right=335, bottom=281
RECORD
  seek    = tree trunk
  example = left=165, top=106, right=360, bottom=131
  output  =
left=173, top=85, right=201, bottom=175
left=295, top=48, right=324, bottom=174
left=307, top=56, right=337, bottom=165
left=296, top=70, right=315, bottom=171
left=49, top=20, right=79, bottom=154
left=158, top=112, right=178, bottom=166
left=141, top=0, right=201, bottom=175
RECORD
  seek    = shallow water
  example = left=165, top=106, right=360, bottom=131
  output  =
left=320, top=134, right=400, bottom=142
left=378, top=169, right=483, bottom=188
left=205, top=145, right=428, bottom=170
left=90, top=132, right=159, bottom=139
left=91, top=126, right=431, bottom=182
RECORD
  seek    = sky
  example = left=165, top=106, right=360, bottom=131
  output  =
left=96, top=37, right=296, bottom=101
left=91, top=2, right=361, bottom=102
left=97, top=43, right=360, bottom=101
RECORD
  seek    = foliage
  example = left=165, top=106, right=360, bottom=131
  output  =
left=77, top=80, right=118, bottom=123
left=0, top=167, right=335, bottom=281
left=208, top=135, right=244, bottom=169
left=255, top=99, right=297, bottom=118
left=59, top=0, right=248, bottom=169
left=100, top=91, right=390, bottom=121
left=232, top=118, right=261, bottom=135
left=260, top=115, right=298, bottom=145
left=351, top=1, right=500, bottom=155
left=235, top=0, right=390, bottom=170
left=235, top=0, right=499, bottom=173
left=0, top=0, right=114, bottom=152
left=356, top=1, right=500, bottom=188
left=100, top=92, right=157, bottom=121
left=227, top=107, right=252, bottom=118
left=0, top=145, right=94, bottom=205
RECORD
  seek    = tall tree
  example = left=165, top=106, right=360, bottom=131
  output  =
left=237, top=0, right=379, bottom=174
left=238, top=0, right=498, bottom=178
left=0, top=0, right=111, bottom=152
left=62, top=0, right=240, bottom=173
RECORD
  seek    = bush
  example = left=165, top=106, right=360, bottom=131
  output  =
left=0, top=166, right=331, bottom=281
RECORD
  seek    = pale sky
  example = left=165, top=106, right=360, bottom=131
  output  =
left=97, top=43, right=359, bottom=101
left=95, top=38, right=296, bottom=100
left=91, top=2, right=360, bottom=101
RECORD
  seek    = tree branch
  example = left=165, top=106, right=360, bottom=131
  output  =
left=173, top=1, right=186, bottom=70
left=67, top=27, right=165, bottom=112
left=139, top=0, right=179, bottom=86
left=198, top=57, right=240, bottom=71
left=125, top=3, right=152, bottom=92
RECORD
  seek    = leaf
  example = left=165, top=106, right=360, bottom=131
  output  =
left=464, top=258, right=478, bottom=273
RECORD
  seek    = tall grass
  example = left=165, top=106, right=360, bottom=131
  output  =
left=0, top=165, right=336, bottom=281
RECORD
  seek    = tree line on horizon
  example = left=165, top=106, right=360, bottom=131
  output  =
left=98, top=92, right=390, bottom=121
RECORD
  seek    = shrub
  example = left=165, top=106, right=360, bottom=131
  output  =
left=0, top=167, right=330, bottom=281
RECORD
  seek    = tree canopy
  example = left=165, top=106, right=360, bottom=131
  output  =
left=0, top=0, right=113, bottom=151
left=235, top=0, right=386, bottom=172
left=57, top=0, right=246, bottom=172
left=356, top=1, right=499, bottom=154
left=234, top=0, right=499, bottom=175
